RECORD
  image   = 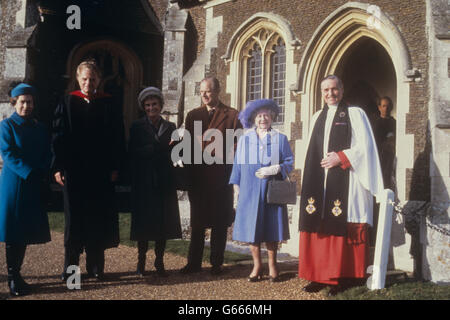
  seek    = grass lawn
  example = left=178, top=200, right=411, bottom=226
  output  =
left=332, top=279, right=450, bottom=300
left=47, top=212, right=251, bottom=265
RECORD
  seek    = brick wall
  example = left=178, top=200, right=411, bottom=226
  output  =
left=184, top=0, right=429, bottom=200
left=186, top=5, right=206, bottom=59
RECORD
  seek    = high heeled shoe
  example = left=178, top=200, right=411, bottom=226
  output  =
left=269, top=275, right=280, bottom=283
left=247, top=271, right=263, bottom=282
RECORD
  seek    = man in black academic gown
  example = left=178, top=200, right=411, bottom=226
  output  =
left=52, top=60, right=125, bottom=281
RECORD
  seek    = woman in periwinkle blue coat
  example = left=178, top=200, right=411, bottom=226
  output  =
left=230, top=99, right=293, bottom=283
left=0, top=83, right=51, bottom=296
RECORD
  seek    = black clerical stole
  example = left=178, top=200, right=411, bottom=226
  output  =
left=299, top=102, right=352, bottom=236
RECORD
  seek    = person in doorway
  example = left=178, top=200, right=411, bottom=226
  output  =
left=180, top=76, right=241, bottom=275
left=230, top=99, right=293, bottom=282
left=298, top=75, right=384, bottom=295
left=371, top=96, right=396, bottom=189
left=52, top=60, right=126, bottom=282
left=129, top=86, right=182, bottom=277
left=0, top=83, right=51, bottom=296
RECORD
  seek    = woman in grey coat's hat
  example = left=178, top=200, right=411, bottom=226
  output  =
left=129, top=87, right=182, bottom=277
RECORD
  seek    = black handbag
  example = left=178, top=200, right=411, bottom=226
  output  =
left=266, top=167, right=297, bottom=205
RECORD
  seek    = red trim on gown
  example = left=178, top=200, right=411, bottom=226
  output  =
left=70, top=90, right=111, bottom=100
left=298, top=223, right=370, bottom=285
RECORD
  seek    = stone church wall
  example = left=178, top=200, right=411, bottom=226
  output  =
left=176, top=0, right=441, bottom=280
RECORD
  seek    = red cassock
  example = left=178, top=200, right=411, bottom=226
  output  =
left=298, top=223, right=370, bottom=285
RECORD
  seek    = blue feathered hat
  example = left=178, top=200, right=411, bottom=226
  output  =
left=10, top=83, right=36, bottom=98
left=238, top=99, right=280, bottom=128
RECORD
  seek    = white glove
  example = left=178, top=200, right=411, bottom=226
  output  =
left=255, top=164, right=281, bottom=179
left=173, top=159, right=184, bottom=167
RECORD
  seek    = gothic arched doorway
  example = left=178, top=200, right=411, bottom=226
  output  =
left=67, top=39, right=143, bottom=138
left=334, top=36, right=397, bottom=246
left=293, top=4, right=416, bottom=270
left=336, top=36, right=397, bottom=120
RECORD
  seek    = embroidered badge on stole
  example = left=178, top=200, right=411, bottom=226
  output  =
left=306, top=197, right=316, bottom=214
left=332, top=199, right=342, bottom=216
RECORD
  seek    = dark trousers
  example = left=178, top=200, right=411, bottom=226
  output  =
left=5, top=243, right=27, bottom=277
left=187, top=224, right=228, bottom=268
left=138, top=240, right=166, bottom=268
left=64, top=244, right=105, bottom=275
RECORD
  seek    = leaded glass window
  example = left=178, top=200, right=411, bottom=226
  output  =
left=241, top=29, right=286, bottom=124
left=270, top=38, right=286, bottom=123
left=247, top=43, right=262, bottom=101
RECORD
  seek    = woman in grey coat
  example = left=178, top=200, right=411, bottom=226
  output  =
left=129, top=87, right=181, bottom=277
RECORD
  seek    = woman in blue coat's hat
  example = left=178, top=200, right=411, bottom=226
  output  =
left=0, top=83, right=51, bottom=296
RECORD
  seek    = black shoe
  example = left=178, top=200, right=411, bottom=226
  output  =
left=8, top=276, right=30, bottom=297
left=136, top=269, right=146, bottom=277
left=179, top=264, right=202, bottom=274
left=85, top=271, right=106, bottom=281
left=8, top=278, right=21, bottom=297
left=269, top=275, right=280, bottom=283
left=137, top=254, right=146, bottom=277
left=302, top=282, right=328, bottom=293
left=154, top=258, right=167, bottom=277
left=247, top=271, right=263, bottom=282
left=210, top=265, right=223, bottom=275
left=94, top=272, right=106, bottom=281
left=137, top=264, right=146, bottom=277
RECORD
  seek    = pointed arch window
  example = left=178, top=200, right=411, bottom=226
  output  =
left=241, top=29, right=286, bottom=123
left=271, top=38, right=286, bottom=123
left=247, top=43, right=262, bottom=101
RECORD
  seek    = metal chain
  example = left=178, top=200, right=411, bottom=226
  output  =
left=389, top=200, right=450, bottom=237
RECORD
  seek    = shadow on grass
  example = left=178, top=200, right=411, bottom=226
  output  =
left=332, top=278, right=450, bottom=300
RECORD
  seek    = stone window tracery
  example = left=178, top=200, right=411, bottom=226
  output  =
left=241, top=28, right=286, bottom=123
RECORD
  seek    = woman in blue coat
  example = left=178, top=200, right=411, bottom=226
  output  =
left=229, top=99, right=293, bottom=282
left=0, top=83, right=51, bottom=296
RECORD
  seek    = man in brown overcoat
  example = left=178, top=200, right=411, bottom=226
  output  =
left=180, top=76, right=241, bottom=275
